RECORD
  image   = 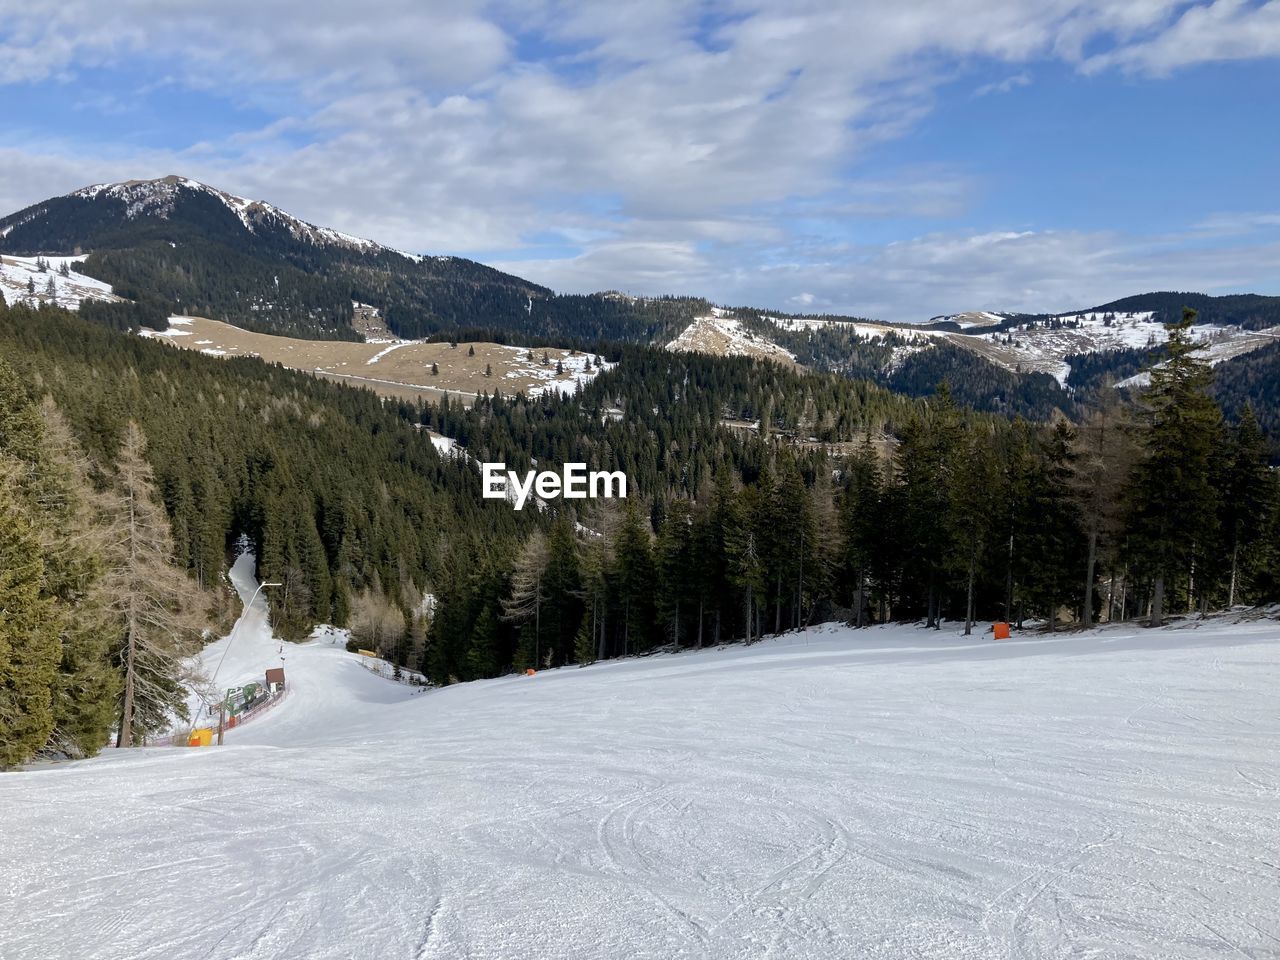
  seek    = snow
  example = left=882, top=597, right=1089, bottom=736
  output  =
left=365, top=341, right=410, bottom=364
left=2, top=608, right=1277, bottom=959
left=428, top=432, right=458, bottom=457
left=181, top=551, right=288, bottom=728
left=500, top=346, right=613, bottom=397
left=138, top=318, right=195, bottom=339
left=69, top=177, right=404, bottom=257
left=668, top=314, right=797, bottom=363
left=1115, top=325, right=1280, bottom=389
left=0, top=255, right=118, bottom=310
left=966, top=311, right=1258, bottom=386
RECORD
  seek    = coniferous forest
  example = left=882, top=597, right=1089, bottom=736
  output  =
left=2, top=299, right=1278, bottom=767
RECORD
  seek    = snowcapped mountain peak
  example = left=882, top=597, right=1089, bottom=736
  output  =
left=70, top=175, right=385, bottom=253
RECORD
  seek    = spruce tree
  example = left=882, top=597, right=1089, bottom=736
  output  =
left=1019, top=421, right=1084, bottom=630
left=1124, top=308, right=1222, bottom=626
left=839, top=438, right=883, bottom=627
left=948, top=427, right=998, bottom=635
left=612, top=500, right=657, bottom=654
left=1220, top=406, right=1272, bottom=606
left=655, top=499, right=694, bottom=648
left=0, top=472, right=60, bottom=768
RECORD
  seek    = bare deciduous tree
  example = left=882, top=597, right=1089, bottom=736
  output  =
left=102, top=423, right=203, bottom=747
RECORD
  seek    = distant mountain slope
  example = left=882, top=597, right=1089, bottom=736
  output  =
left=1086, top=292, right=1280, bottom=331
left=0, top=177, right=700, bottom=343
left=4, top=177, right=1277, bottom=431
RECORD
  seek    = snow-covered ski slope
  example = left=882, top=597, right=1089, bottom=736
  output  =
left=3, top=614, right=1278, bottom=959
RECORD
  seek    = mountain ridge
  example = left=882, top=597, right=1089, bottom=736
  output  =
left=4, top=176, right=1279, bottom=426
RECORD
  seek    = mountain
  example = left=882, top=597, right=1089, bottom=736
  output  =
left=4, top=176, right=1278, bottom=429
left=0, top=176, right=700, bottom=343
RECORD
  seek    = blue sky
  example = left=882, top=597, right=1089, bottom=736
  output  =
left=2, top=1, right=1278, bottom=322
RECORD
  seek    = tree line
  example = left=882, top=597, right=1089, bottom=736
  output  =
left=2, top=300, right=1276, bottom=754
left=427, top=310, right=1279, bottom=682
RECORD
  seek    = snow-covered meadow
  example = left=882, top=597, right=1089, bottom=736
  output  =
left=0, top=255, right=118, bottom=310
left=2, top=593, right=1277, bottom=959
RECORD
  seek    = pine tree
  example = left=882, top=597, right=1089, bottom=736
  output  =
left=1019, top=421, right=1084, bottom=630
left=948, top=427, right=998, bottom=635
left=572, top=617, right=595, bottom=666
left=37, top=400, right=122, bottom=757
left=1124, top=308, right=1222, bottom=626
left=655, top=499, right=694, bottom=647
left=894, top=389, right=963, bottom=627
left=725, top=485, right=766, bottom=642
left=0, top=470, right=61, bottom=768
left=1220, top=406, right=1272, bottom=606
left=840, top=438, right=882, bottom=627
left=464, top=604, right=499, bottom=679
left=612, top=500, right=657, bottom=654
left=542, top=518, right=583, bottom=666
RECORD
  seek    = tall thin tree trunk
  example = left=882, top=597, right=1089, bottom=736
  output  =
left=1082, top=530, right=1098, bottom=628
left=964, top=556, right=975, bottom=636
left=1187, top=553, right=1196, bottom=616
left=774, top=571, right=782, bottom=636
left=697, top=598, right=704, bottom=649
left=117, top=482, right=139, bottom=748
left=1228, top=541, right=1240, bottom=608
left=1004, top=533, right=1015, bottom=621
left=1150, top=575, right=1165, bottom=628
left=795, top=537, right=804, bottom=631
left=597, top=602, right=607, bottom=662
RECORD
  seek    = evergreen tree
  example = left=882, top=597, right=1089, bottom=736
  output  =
left=839, top=438, right=883, bottom=626
left=1220, top=406, right=1273, bottom=606
left=0, top=471, right=60, bottom=768
left=725, top=484, right=767, bottom=642
left=542, top=518, right=583, bottom=666
left=465, top=605, right=500, bottom=679
left=37, top=400, right=122, bottom=757
left=1019, top=422, right=1084, bottom=630
left=948, top=427, right=999, bottom=635
left=1124, top=309, right=1222, bottom=626
left=612, top=500, right=657, bottom=654
left=655, top=499, right=694, bottom=648
left=572, top=617, right=595, bottom=666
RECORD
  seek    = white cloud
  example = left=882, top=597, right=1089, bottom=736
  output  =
left=2, top=2, right=1278, bottom=317
left=1084, top=0, right=1280, bottom=74
left=502, top=221, right=1280, bottom=323
left=974, top=71, right=1032, bottom=96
